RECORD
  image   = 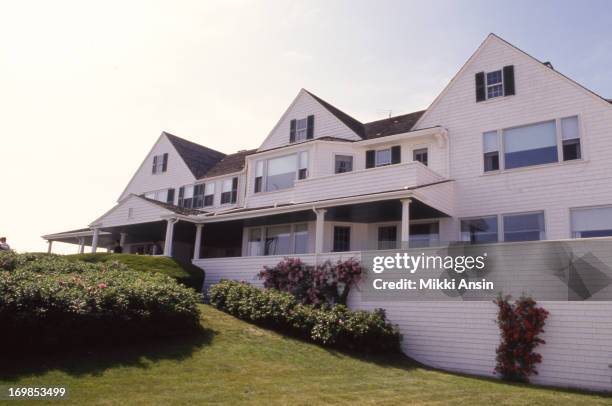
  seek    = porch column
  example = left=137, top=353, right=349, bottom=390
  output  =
left=193, top=224, right=203, bottom=260
left=47, top=240, right=53, bottom=254
left=91, top=228, right=100, bottom=253
left=78, top=237, right=85, bottom=254
left=119, top=232, right=127, bottom=247
left=401, top=199, right=411, bottom=247
left=163, top=218, right=178, bottom=257
left=315, top=209, right=326, bottom=254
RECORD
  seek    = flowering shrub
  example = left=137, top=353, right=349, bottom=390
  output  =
left=258, top=258, right=362, bottom=306
left=494, top=295, right=549, bottom=382
left=0, top=252, right=201, bottom=352
left=209, top=279, right=400, bottom=353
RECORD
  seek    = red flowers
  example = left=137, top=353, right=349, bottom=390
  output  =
left=494, top=295, right=549, bottom=382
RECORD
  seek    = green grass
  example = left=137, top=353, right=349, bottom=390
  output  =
left=0, top=305, right=609, bottom=405
left=66, top=253, right=203, bottom=290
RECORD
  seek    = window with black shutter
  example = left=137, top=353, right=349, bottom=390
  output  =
left=306, top=115, right=314, bottom=139
left=193, top=184, right=205, bottom=208
left=152, top=155, right=158, bottom=174
left=333, top=226, right=351, bottom=252
left=162, top=153, right=168, bottom=172
left=221, top=179, right=233, bottom=204
left=365, top=150, right=375, bottom=168
left=152, top=154, right=166, bottom=174
left=391, top=146, right=401, bottom=164
left=503, top=65, right=515, bottom=96
left=204, top=183, right=215, bottom=206
left=230, top=177, right=238, bottom=203
left=289, top=119, right=297, bottom=143
left=476, top=65, right=515, bottom=102
left=178, top=187, right=184, bottom=207
left=167, top=188, right=175, bottom=204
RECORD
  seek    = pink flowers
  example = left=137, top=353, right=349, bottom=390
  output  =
left=98, top=283, right=108, bottom=289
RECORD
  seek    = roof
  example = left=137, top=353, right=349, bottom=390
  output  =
left=363, top=111, right=427, bottom=139
left=140, top=195, right=205, bottom=216
left=200, top=148, right=258, bottom=179
left=164, top=132, right=226, bottom=178
left=304, top=89, right=366, bottom=137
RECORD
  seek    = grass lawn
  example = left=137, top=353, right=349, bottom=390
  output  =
left=66, top=253, right=203, bottom=290
left=1, top=305, right=609, bottom=405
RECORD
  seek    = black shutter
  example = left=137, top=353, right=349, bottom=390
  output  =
left=289, top=119, right=297, bottom=143
left=503, top=65, right=515, bottom=96
left=475, top=72, right=486, bottom=102
left=231, top=177, right=238, bottom=203
left=391, top=146, right=401, bottom=164
left=365, top=150, right=375, bottom=168
left=162, top=153, right=168, bottom=172
left=178, top=187, right=184, bottom=207
left=306, top=115, right=314, bottom=139
left=167, top=188, right=175, bottom=204
left=152, top=156, right=158, bottom=174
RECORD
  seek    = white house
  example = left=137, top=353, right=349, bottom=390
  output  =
left=43, top=34, right=612, bottom=391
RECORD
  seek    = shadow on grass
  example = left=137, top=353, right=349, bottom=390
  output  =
left=0, top=325, right=216, bottom=381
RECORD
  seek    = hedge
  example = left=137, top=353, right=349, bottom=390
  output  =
left=208, top=280, right=401, bottom=353
left=0, top=252, right=202, bottom=352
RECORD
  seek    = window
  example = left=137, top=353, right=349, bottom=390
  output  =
left=461, top=216, right=499, bottom=244
left=265, top=225, right=292, bottom=255
left=220, top=179, right=235, bottom=204
left=334, top=154, right=353, bottom=174
left=375, top=149, right=392, bottom=166
left=256, top=152, right=308, bottom=193
left=152, top=153, right=168, bottom=174
left=254, top=161, right=263, bottom=193
left=503, top=120, right=558, bottom=169
left=204, top=183, right=215, bottom=206
left=413, top=148, right=428, bottom=166
left=167, top=188, right=175, bottom=204
left=178, top=185, right=194, bottom=208
left=298, top=151, right=308, bottom=180
left=247, top=228, right=262, bottom=256
left=144, top=189, right=172, bottom=203
left=193, top=184, right=205, bottom=208
left=561, top=116, right=581, bottom=161
left=295, top=118, right=308, bottom=141
left=483, top=131, right=500, bottom=172
left=410, top=222, right=440, bottom=248
left=503, top=212, right=545, bottom=242
left=486, top=70, right=503, bottom=99
left=378, top=226, right=397, bottom=250
left=571, top=206, right=612, bottom=238
left=333, top=226, right=351, bottom=252
left=293, top=224, right=308, bottom=254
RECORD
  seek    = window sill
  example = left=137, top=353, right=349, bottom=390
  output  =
left=477, top=94, right=515, bottom=105
left=481, top=158, right=587, bottom=177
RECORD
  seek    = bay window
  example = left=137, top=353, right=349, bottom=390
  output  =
left=571, top=206, right=612, bottom=238
left=254, top=151, right=308, bottom=193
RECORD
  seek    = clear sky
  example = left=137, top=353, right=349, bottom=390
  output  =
left=1, top=0, right=611, bottom=253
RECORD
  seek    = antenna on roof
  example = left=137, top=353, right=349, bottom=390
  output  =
left=377, top=109, right=393, bottom=119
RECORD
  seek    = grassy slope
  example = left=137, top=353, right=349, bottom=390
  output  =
left=0, top=305, right=609, bottom=405
left=66, top=253, right=203, bottom=290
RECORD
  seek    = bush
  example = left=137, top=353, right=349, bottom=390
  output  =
left=66, top=253, right=204, bottom=291
left=494, top=295, right=549, bottom=382
left=258, top=258, right=362, bottom=306
left=0, top=252, right=202, bottom=352
left=209, top=280, right=400, bottom=353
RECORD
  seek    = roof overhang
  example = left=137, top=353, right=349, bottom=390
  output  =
left=356, top=126, right=448, bottom=148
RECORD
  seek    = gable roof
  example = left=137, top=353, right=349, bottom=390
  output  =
left=200, top=148, right=258, bottom=179
left=303, top=90, right=366, bottom=138
left=363, top=110, right=426, bottom=139
left=164, top=132, right=226, bottom=178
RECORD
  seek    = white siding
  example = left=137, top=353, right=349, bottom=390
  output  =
left=92, top=195, right=172, bottom=228
left=258, top=90, right=362, bottom=151
left=415, top=35, right=612, bottom=241
left=119, top=134, right=196, bottom=202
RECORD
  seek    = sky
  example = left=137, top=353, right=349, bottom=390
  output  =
left=1, top=0, right=612, bottom=254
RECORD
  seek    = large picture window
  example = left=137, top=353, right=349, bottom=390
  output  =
left=247, top=224, right=309, bottom=256
left=571, top=206, right=612, bottom=238
left=255, top=152, right=308, bottom=193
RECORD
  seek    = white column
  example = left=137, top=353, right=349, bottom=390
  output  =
left=91, top=228, right=100, bottom=253
left=78, top=237, right=85, bottom=254
left=193, top=224, right=203, bottom=260
left=47, top=240, right=53, bottom=254
left=315, top=209, right=326, bottom=254
left=401, top=199, right=411, bottom=248
left=119, top=232, right=127, bottom=247
left=163, top=219, right=178, bottom=257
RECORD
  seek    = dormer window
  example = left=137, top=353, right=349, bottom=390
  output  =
left=152, top=153, right=168, bottom=174
left=475, top=65, right=515, bottom=102
left=289, top=115, right=314, bottom=143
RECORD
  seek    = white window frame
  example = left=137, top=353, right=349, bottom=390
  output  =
left=501, top=210, right=546, bottom=242
left=153, top=154, right=165, bottom=174
left=254, top=151, right=308, bottom=193
left=220, top=178, right=233, bottom=205
left=333, top=153, right=354, bottom=174
left=375, top=148, right=392, bottom=167
left=485, top=69, right=504, bottom=100
left=295, top=118, right=308, bottom=142
left=482, top=115, right=583, bottom=174
left=570, top=204, right=612, bottom=239
left=460, top=215, right=500, bottom=244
